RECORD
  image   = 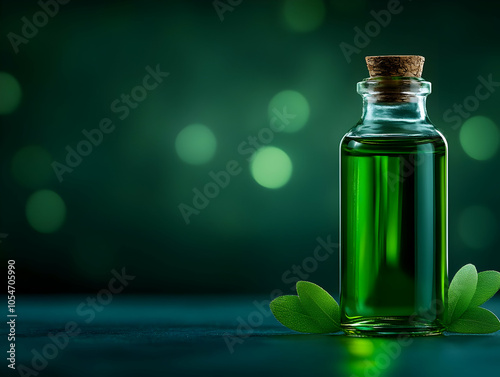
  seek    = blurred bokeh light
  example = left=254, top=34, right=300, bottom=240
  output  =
left=175, top=123, right=217, bottom=165
left=26, top=190, right=67, bottom=233
left=268, top=90, right=310, bottom=133
left=0, top=72, right=21, bottom=114
left=460, top=116, right=499, bottom=161
left=282, top=0, right=325, bottom=33
left=250, top=146, right=293, bottom=189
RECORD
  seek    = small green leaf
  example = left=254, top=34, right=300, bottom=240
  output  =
left=270, top=295, right=332, bottom=333
left=447, top=264, right=478, bottom=324
left=296, top=281, right=340, bottom=329
left=468, top=270, right=500, bottom=308
left=447, top=307, right=500, bottom=334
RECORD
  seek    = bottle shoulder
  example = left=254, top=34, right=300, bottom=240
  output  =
left=343, top=120, right=446, bottom=140
left=340, top=122, right=448, bottom=155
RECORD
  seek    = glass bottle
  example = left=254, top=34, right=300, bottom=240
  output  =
left=340, top=56, right=448, bottom=336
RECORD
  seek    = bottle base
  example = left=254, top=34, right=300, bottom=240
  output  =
left=342, top=317, right=444, bottom=337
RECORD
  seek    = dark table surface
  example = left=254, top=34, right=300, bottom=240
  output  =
left=7, top=295, right=500, bottom=377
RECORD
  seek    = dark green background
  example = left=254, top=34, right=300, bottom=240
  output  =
left=1, top=0, right=499, bottom=295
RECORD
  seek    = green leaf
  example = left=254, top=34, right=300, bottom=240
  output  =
left=447, top=264, right=478, bottom=324
left=468, top=270, right=500, bottom=308
left=270, top=295, right=333, bottom=333
left=447, top=307, right=500, bottom=334
left=296, top=281, right=340, bottom=329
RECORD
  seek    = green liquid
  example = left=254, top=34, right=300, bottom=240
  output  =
left=340, top=135, right=447, bottom=336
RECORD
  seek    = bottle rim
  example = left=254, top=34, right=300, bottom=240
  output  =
left=357, top=77, right=431, bottom=97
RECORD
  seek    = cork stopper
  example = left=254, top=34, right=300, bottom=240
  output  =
left=365, top=55, right=425, bottom=78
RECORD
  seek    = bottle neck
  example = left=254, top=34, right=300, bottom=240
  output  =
left=361, top=97, right=428, bottom=123
left=358, top=77, right=431, bottom=124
